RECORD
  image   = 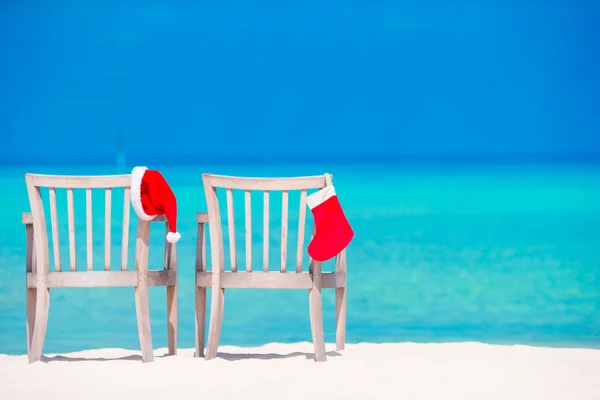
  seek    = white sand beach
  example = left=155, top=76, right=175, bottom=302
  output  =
left=1, top=342, right=599, bottom=399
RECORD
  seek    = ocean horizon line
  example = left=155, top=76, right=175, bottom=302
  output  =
left=2, top=153, right=600, bottom=167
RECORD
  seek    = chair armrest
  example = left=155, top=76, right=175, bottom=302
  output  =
left=23, top=212, right=35, bottom=273
left=22, top=212, right=32, bottom=225
left=196, top=212, right=209, bottom=224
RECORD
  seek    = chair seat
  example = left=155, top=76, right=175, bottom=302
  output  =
left=196, top=271, right=346, bottom=289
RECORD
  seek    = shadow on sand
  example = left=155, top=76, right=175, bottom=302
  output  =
left=40, top=350, right=343, bottom=362
left=210, top=350, right=342, bottom=361
left=40, top=353, right=170, bottom=363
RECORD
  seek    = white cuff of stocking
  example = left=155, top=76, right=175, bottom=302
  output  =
left=307, top=186, right=336, bottom=210
left=166, top=232, right=181, bottom=243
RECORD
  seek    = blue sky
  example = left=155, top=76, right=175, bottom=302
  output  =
left=1, top=1, right=598, bottom=159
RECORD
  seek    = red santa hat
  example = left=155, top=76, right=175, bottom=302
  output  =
left=130, top=166, right=181, bottom=243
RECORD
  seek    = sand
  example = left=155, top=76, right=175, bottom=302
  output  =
left=1, top=342, right=599, bottom=399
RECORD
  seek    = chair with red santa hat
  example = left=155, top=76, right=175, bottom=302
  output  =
left=22, top=167, right=180, bottom=363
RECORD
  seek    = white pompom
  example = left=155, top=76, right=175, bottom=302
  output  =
left=166, top=231, right=181, bottom=243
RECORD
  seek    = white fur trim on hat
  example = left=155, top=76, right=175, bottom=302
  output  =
left=166, top=231, right=181, bottom=243
left=130, top=166, right=156, bottom=221
left=306, top=185, right=336, bottom=210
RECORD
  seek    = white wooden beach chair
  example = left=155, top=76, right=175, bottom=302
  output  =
left=194, top=173, right=348, bottom=362
left=23, top=173, right=178, bottom=363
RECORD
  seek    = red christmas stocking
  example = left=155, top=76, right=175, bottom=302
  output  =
left=306, top=174, right=354, bottom=262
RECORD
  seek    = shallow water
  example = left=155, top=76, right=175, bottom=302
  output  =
left=0, top=162, right=599, bottom=354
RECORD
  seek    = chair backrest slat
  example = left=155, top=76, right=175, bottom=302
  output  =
left=245, top=190, right=252, bottom=272
left=121, top=187, right=131, bottom=271
left=335, top=247, right=346, bottom=272
left=163, top=224, right=177, bottom=270
left=203, top=180, right=225, bottom=274
left=25, top=173, right=140, bottom=274
left=202, top=173, right=329, bottom=274
left=226, top=188, right=237, bottom=272
left=296, top=189, right=307, bottom=273
left=86, top=189, right=93, bottom=271
left=104, top=188, right=111, bottom=271
left=280, top=190, right=289, bottom=272
left=309, top=224, right=316, bottom=273
left=48, top=187, right=61, bottom=272
left=67, top=188, right=77, bottom=271
left=26, top=181, right=50, bottom=275
left=263, top=190, right=269, bottom=272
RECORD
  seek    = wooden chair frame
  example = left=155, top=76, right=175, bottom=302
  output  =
left=194, top=173, right=348, bottom=362
left=23, top=173, right=178, bottom=363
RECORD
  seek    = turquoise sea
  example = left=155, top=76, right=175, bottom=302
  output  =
left=0, top=162, right=599, bottom=355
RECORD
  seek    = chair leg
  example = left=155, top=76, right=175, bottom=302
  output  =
left=335, top=286, right=347, bottom=351
left=26, top=287, right=36, bottom=356
left=205, top=287, right=225, bottom=360
left=28, top=286, right=50, bottom=363
left=167, top=283, right=178, bottom=356
left=309, top=262, right=327, bottom=362
left=134, top=282, right=154, bottom=363
left=195, top=286, right=207, bottom=358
